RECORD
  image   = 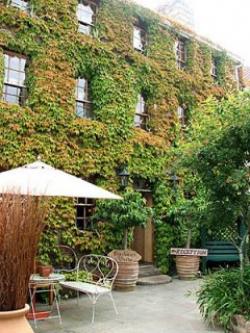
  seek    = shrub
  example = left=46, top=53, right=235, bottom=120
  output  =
left=92, top=190, right=152, bottom=250
left=197, top=267, right=250, bottom=331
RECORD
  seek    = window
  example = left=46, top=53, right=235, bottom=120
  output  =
left=3, top=53, right=26, bottom=105
left=76, top=198, right=95, bottom=230
left=133, top=26, right=147, bottom=52
left=77, top=0, right=97, bottom=35
left=175, top=39, right=186, bottom=69
left=9, top=0, right=29, bottom=12
left=134, top=94, right=149, bottom=130
left=234, top=65, right=241, bottom=90
left=75, top=78, right=93, bottom=119
left=177, top=106, right=186, bottom=127
left=211, top=58, right=218, bottom=79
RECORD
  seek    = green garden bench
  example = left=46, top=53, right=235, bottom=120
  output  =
left=201, top=221, right=246, bottom=273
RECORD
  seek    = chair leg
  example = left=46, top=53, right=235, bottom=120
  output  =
left=77, top=291, right=80, bottom=306
left=29, top=286, right=38, bottom=328
left=109, top=292, right=118, bottom=315
left=52, top=284, right=62, bottom=325
left=91, top=298, right=96, bottom=324
left=201, top=257, right=207, bottom=275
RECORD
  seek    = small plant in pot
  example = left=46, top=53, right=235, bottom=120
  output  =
left=92, top=190, right=152, bottom=291
left=170, top=191, right=207, bottom=280
left=37, top=254, right=53, bottom=278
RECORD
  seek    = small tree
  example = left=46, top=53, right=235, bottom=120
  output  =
left=171, top=191, right=207, bottom=249
left=181, top=93, right=250, bottom=271
left=92, top=190, right=152, bottom=250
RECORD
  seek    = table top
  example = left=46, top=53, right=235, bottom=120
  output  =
left=29, top=273, right=65, bottom=284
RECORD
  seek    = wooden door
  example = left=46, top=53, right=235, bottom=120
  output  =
left=132, top=192, right=154, bottom=263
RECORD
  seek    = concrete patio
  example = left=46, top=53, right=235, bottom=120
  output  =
left=33, top=279, right=222, bottom=333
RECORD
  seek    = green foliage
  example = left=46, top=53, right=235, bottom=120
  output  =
left=0, top=0, right=238, bottom=267
left=63, top=270, right=92, bottom=282
left=154, top=219, right=174, bottom=273
left=197, top=268, right=250, bottom=331
left=189, top=93, right=250, bottom=229
left=37, top=253, right=51, bottom=266
left=60, top=270, right=92, bottom=299
left=170, top=178, right=208, bottom=248
left=176, top=92, right=250, bottom=271
left=92, top=190, right=152, bottom=249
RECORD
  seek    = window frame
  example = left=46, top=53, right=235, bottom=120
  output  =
left=3, top=51, right=27, bottom=106
left=175, top=38, right=187, bottom=69
left=77, top=0, right=98, bottom=35
left=75, top=77, right=93, bottom=119
left=75, top=198, right=95, bottom=231
left=177, top=105, right=186, bottom=127
left=211, top=57, right=218, bottom=79
left=133, top=25, right=147, bottom=52
left=134, top=94, right=149, bottom=130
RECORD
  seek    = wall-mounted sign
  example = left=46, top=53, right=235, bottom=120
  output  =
left=171, top=248, right=208, bottom=257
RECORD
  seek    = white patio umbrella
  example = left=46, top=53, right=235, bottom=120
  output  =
left=0, top=160, right=121, bottom=199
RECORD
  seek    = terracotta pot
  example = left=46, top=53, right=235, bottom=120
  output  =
left=38, top=265, right=53, bottom=277
left=231, top=315, right=250, bottom=333
left=109, top=250, right=141, bottom=291
left=175, top=255, right=200, bottom=280
left=0, top=304, right=34, bottom=333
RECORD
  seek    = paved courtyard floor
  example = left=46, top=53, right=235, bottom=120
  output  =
left=33, top=279, right=222, bottom=333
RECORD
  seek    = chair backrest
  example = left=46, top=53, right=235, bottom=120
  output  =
left=77, top=254, right=118, bottom=289
left=53, top=245, right=78, bottom=273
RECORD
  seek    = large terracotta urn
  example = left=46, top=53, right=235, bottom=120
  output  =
left=0, top=304, right=34, bottom=333
left=109, top=249, right=141, bottom=291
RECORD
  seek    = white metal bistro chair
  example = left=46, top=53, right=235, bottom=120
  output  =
left=60, top=254, right=119, bottom=323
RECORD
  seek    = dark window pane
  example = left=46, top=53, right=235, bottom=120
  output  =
left=76, top=102, right=85, bottom=118
left=134, top=114, right=143, bottom=127
left=4, top=54, right=26, bottom=86
left=3, top=84, right=21, bottom=104
left=3, top=53, right=26, bottom=105
left=75, top=198, right=94, bottom=230
left=176, top=39, right=186, bottom=69
left=76, top=78, right=88, bottom=101
left=76, top=101, right=92, bottom=118
left=177, top=106, right=186, bottom=126
left=8, top=70, right=21, bottom=85
left=211, top=58, right=218, bottom=78
left=78, top=23, right=91, bottom=35
left=134, top=94, right=148, bottom=129
left=77, top=1, right=96, bottom=35
left=76, top=78, right=92, bottom=118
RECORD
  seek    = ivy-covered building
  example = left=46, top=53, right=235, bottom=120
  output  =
left=0, top=0, right=243, bottom=270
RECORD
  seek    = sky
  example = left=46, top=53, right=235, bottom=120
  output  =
left=134, top=0, right=250, bottom=66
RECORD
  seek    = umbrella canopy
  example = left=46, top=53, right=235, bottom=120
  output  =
left=0, top=160, right=121, bottom=199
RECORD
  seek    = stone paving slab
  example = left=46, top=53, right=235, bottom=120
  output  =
left=137, top=274, right=172, bottom=285
left=33, top=279, right=222, bottom=333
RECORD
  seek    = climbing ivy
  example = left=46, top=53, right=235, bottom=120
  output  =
left=0, top=0, right=239, bottom=272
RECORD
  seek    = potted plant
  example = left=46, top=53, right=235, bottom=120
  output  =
left=92, top=190, right=152, bottom=290
left=36, top=254, right=53, bottom=278
left=0, top=194, right=48, bottom=333
left=170, top=191, right=207, bottom=280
